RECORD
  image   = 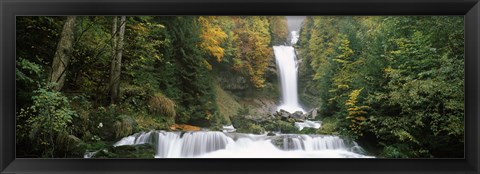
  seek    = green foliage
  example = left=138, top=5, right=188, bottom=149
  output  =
left=344, top=89, right=369, bottom=138
left=16, top=58, right=43, bottom=84
left=275, top=120, right=299, bottom=134
left=113, top=115, right=136, bottom=139
left=158, top=16, right=218, bottom=127
left=17, top=85, right=79, bottom=157
left=299, top=128, right=318, bottom=134
left=268, top=16, right=289, bottom=45
left=16, top=58, right=44, bottom=110
left=317, top=117, right=339, bottom=135
left=298, top=16, right=464, bottom=158
left=262, top=120, right=299, bottom=134
left=93, top=144, right=156, bottom=158
left=214, top=84, right=238, bottom=125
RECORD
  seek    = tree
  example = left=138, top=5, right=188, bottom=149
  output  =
left=268, top=16, right=289, bottom=45
left=109, top=16, right=126, bottom=104
left=49, top=16, right=76, bottom=91
left=199, top=16, right=227, bottom=66
left=233, top=16, right=272, bottom=88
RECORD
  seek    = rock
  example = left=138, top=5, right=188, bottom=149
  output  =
left=294, top=118, right=305, bottom=122
left=304, top=108, right=318, bottom=119
left=250, top=98, right=278, bottom=119
left=276, top=109, right=291, bottom=119
left=311, top=109, right=318, bottom=119
left=291, top=111, right=305, bottom=120
left=218, top=73, right=249, bottom=91
left=267, top=132, right=276, bottom=136
left=170, top=124, right=201, bottom=131
left=270, top=136, right=285, bottom=149
left=222, top=125, right=236, bottom=133
left=287, top=118, right=296, bottom=123
left=94, top=144, right=155, bottom=158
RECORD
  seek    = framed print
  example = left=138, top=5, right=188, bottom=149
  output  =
left=1, top=0, right=479, bottom=173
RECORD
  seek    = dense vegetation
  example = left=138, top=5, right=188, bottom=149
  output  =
left=16, top=16, right=287, bottom=157
left=297, top=16, right=464, bottom=158
left=16, top=16, right=464, bottom=158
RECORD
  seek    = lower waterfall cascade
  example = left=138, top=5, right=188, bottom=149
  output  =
left=102, top=131, right=373, bottom=158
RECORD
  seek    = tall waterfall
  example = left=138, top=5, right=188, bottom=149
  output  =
left=108, top=131, right=372, bottom=158
left=273, top=30, right=304, bottom=113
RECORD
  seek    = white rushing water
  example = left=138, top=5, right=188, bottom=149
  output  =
left=290, top=31, right=299, bottom=45
left=274, top=26, right=305, bottom=113
left=294, top=120, right=322, bottom=131
left=274, top=46, right=305, bottom=113
left=104, top=131, right=373, bottom=158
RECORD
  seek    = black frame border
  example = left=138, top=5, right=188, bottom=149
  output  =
left=1, top=0, right=479, bottom=174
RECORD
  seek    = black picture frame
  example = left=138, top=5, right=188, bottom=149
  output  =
left=1, top=0, right=479, bottom=173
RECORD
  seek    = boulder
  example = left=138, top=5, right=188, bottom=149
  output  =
left=270, top=136, right=285, bottom=149
left=287, top=118, right=296, bottom=123
left=304, top=108, right=318, bottom=119
left=267, top=132, right=276, bottom=136
left=276, top=109, right=291, bottom=120
left=291, top=111, right=306, bottom=121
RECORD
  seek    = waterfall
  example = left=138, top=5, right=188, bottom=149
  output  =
left=274, top=45, right=305, bottom=113
left=273, top=16, right=305, bottom=113
left=104, top=131, right=373, bottom=158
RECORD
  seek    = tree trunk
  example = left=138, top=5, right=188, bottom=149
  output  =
left=109, top=16, right=126, bottom=104
left=49, top=16, right=76, bottom=91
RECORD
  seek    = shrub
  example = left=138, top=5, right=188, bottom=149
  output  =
left=122, top=84, right=151, bottom=110
left=276, top=120, right=299, bottom=134
left=148, top=92, right=176, bottom=118
left=113, top=115, right=136, bottom=139
left=21, top=85, right=78, bottom=157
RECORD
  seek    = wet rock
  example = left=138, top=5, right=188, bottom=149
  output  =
left=291, top=111, right=306, bottom=121
left=93, top=144, right=155, bottom=158
left=276, top=109, right=291, bottom=120
left=303, top=108, right=318, bottom=120
left=287, top=118, right=296, bottom=123
left=252, top=98, right=277, bottom=116
left=311, top=108, right=318, bottom=119
left=269, top=136, right=285, bottom=149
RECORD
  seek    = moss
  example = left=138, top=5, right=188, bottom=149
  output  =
left=94, top=144, right=155, bottom=158
left=236, top=122, right=265, bottom=134
left=214, top=84, right=240, bottom=124
left=299, top=127, right=318, bottom=134
left=134, top=113, right=172, bottom=131
left=276, top=120, right=299, bottom=134
left=317, top=117, right=339, bottom=135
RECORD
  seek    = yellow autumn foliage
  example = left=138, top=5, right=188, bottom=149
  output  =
left=199, top=16, right=228, bottom=62
left=345, top=89, right=370, bottom=136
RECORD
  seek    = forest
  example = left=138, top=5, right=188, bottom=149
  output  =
left=16, top=16, right=464, bottom=158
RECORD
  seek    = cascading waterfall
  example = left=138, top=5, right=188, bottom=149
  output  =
left=274, top=30, right=305, bottom=113
left=85, top=17, right=374, bottom=159
left=104, top=131, right=373, bottom=158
